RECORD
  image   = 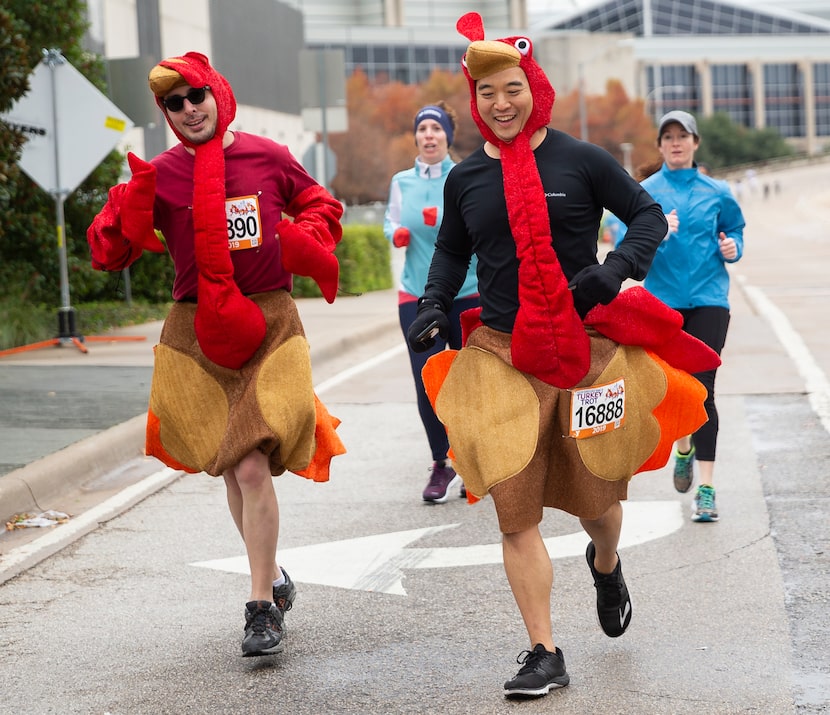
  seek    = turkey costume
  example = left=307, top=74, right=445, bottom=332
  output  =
left=87, top=52, right=345, bottom=481
left=417, top=14, right=719, bottom=532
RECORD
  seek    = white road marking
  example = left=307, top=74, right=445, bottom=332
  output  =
left=191, top=500, right=682, bottom=595
left=739, top=276, right=830, bottom=434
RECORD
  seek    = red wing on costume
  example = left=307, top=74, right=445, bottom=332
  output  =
left=87, top=152, right=166, bottom=271
left=278, top=185, right=344, bottom=303
left=584, top=286, right=722, bottom=373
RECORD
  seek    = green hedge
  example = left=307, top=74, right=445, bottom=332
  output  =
left=130, top=224, right=392, bottom=301
left=0, top=224, right=391, bottom=349
left=292, top=224, right=392, bottom=298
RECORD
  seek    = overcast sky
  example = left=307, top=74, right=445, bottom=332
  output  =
left=526, top=0, right=830, bottom=25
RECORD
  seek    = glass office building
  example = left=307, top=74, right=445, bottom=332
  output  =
left=541, top=0, right=830, bottom=148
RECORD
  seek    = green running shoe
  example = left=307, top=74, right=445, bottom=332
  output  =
left=692, top=484, right=719, bottom=522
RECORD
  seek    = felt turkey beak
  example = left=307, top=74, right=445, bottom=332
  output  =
left=464, top=40, right=521, bottom=80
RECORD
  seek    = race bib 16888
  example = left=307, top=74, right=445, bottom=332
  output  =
left=568, top=378, right=625, bottom=439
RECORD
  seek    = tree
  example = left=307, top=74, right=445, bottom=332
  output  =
left=329, top=69, right=481, bottom=204
left=695, top=112, right=794, bottom=169
left=549, top=79, right=661, bottom=174
left=0, top=8, right=29, bottom=243
left=0, top=0, right=125, bottom=307
left=328, top=73, right=667, bottom=203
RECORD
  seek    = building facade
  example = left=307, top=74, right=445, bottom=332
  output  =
left=540, top=0, right=830, bottom=152
left=299, top=0, right=830, bottom=153
left=86, top=0, right=830, bottom=155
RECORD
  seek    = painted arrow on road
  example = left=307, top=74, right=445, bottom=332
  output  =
left=191, top=500, right=682, bottom=595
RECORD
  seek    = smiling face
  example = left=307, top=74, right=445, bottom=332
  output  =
left=415, top=118, right=449, bottom=164
left=475, top=66, right=534, bottom=144
left=658, top=122, right=700, bottom=170
left=163, top=85, right=218, bottom=145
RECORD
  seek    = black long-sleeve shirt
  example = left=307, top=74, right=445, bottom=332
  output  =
left=424, top=128, right=667, bottom=332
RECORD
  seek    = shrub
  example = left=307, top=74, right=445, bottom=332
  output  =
left=0, top=298, right=54, bottom=348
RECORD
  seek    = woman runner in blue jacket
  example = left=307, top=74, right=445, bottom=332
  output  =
left=639, top=111, right=745, bottom=522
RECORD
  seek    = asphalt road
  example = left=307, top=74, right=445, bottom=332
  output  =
left=0, top=160, right=828, bottom=714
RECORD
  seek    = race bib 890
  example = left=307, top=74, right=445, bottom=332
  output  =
left=568, top=378, right=625, bottom=439
left=225, top=194, right=262, bottom=250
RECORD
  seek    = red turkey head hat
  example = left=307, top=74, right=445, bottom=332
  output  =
left=148, top=51, right=237, bottom=148
left=456, top=12, right=554, bottom=147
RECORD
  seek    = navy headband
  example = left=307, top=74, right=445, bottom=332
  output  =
left=414, top=105, right=454, bottom=147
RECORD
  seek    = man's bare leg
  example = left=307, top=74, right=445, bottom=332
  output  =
left=223, top=450, right=279, bottom=601
left=503, top=526, right=555, bottom=651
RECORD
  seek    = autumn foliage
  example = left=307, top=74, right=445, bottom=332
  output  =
left=549, top=79, right=662, bottom=178
left=327, top=69, right=662, bottom=205
left=328, top=68, right=480, bottom=204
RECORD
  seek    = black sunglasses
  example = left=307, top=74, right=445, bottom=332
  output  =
left=162, top=85, right=210, bottom=112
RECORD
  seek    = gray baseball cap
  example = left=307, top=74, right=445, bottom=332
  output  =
left=657, top=110, right=699, bottom=138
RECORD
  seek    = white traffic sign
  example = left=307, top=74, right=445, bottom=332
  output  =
left=1, top=52, right=134, bottom=196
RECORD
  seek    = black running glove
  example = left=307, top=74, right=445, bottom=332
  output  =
left=407, top=299, right=450, bottom=353
left=568, top=253, right=630, bottom=319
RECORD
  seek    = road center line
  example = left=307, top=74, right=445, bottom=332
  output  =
left=314, top=343, right=407, bottom=395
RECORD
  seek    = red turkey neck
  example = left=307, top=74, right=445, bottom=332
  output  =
left=499, top=134, right=590, bottom=388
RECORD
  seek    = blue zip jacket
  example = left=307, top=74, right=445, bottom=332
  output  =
left=636, top=164, right=744, bottom=310
left=384, top=156, right=478, bottom=299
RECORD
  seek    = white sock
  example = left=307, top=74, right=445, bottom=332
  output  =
left=272, top=571, right=286, bottom=589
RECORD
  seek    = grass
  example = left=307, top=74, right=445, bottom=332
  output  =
left=0, top=299, right=171, bottom=351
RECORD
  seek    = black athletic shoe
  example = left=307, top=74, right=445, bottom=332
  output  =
left=273, top=567, right=297, bottom=618
left=586, top=541, right=632, bottom=638
left=241, top=600, right=284, bottom=657
left=504, top=644, right=570, bottom=698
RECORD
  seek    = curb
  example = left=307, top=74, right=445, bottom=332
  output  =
left=0, top=415, right=147, bottom=523
left=310, top=316, right=400, bottom=366
left=0, top=316, right=401, bottom=526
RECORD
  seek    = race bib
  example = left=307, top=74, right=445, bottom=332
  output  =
left=569, top=378, right=625, bottom=439
left=225, top=194, right=262, bottom=250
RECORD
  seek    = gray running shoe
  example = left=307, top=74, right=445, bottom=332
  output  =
left=242, top=600, right=284, bottom=657
left=673, top=445, right=696, bottom=493
left=273, top=567, right=296, bottom=618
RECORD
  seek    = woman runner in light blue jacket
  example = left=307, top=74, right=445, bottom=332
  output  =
left=383, top=102, right=479, bottom=503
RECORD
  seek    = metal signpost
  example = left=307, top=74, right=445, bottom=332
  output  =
left=0, top=49, right=136, bottom=354
left=299, top=49, right=347, bottom=190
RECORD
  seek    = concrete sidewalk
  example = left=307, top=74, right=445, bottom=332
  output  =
left=0, top=288, right=401, bottom=526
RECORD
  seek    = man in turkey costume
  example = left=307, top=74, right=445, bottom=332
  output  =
left=407, top=14, right=719, bottom=697
left=87, top=52, right=345, bottom=658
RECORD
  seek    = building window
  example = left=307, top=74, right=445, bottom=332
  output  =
left=315, top=42, right=465, bottom=84
left=646, top=65, right=699, bottom=118
left=764, top=63, right=804, bottom=138
left=712, top=64, right=754, bottom=127
left=552, top=0, right=829, bottom=36
left=815, top=63, right=830, bottom=137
